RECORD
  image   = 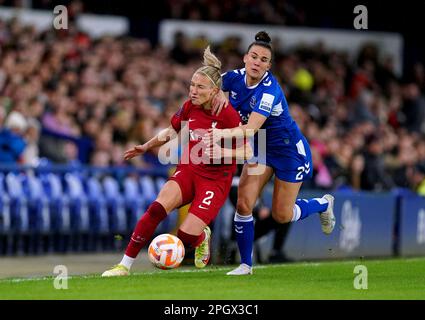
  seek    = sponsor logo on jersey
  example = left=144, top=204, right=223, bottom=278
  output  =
left=258, top=93, right=274, bottom=113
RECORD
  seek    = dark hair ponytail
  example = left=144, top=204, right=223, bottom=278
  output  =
left=255, top=31, right=271, bottom=44
left=247, top=31, right=273, bottom=54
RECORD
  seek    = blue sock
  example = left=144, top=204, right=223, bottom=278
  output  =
left=292, top=198, right=329, bottom=221
left=234, top=212, right=254, bottom=267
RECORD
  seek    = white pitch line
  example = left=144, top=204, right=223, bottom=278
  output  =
left=0, top=262, right=318, bottom=283
left=2, top=257, right=423, bottom=283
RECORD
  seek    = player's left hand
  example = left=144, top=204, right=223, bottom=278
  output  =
left=211, top=90, right=228, bottom=116
left=202, top=128, right=223, bottom=146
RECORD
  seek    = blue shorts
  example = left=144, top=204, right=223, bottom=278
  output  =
left=253, top=135, right=313, bottom=183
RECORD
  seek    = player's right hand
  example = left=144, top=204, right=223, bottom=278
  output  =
left=124, top=144, right=147, bottom=160
left=202, top=128, right=223, bottom=146
left=204, top=145, right=224, bottom=160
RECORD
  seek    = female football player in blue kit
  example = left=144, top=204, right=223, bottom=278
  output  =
left=205, top=31, right=336, bottom=275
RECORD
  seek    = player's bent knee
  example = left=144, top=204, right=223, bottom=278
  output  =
left=236, top=199, right=254, bottom=215
left=272, top=211, right=292, bottom=224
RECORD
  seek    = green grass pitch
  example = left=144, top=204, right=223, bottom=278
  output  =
left=1, top=257, right=424, bottom=300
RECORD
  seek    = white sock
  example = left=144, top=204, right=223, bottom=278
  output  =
left=234, top=212, right=253, bottom=222
left=291, top=204, right=302, bottom=222
left=120, top=255, right=135, bottom=270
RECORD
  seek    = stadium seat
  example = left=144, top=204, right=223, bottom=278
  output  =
left=139, top=175, right=157, bottom=206
left=40, top=172, right=71, bottom=252
left=0, top=173, right=12, bottom=255
left=23, top=174, right=51, bottom=233
left=64, top=173, right=90, bottom=231
left=155, top=176, right=166, bottom=192
left=123, top=176, right=145, bottom=232
left=102, top=176, right=127, bottom=235
left=84, top=175, right=110, bottom=251
left=0, top=173, right=11, bottom=233
left=40, top=173, right=71, bottom=233
left=22, top=174, right=52, bottom=253
left=64, top=173, right=91, bottom=251
left=5, top=172, right=29, bottom=254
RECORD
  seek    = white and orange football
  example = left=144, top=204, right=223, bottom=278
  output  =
left=148, top=234, right=185, bottom=269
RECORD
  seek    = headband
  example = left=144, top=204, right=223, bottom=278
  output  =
left=198, top=68, right=219, bottom=88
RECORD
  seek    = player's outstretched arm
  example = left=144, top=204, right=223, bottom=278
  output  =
left=203, top=112, right=267, bottom=146
left=124, top=125, right=177, bottom=161
left=205, top=140, right=253, bottom=161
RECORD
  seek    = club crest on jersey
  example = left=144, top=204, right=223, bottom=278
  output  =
left=250, top=96, right=256, bottom=109
left=211, top=121, right=217, bottom=129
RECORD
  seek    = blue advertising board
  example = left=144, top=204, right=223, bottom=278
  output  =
left=399, top=195, right=425, bottom=256
left=261, top=187, right=396, bottom=261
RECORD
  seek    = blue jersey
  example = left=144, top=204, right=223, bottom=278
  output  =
left=222, top=68, right=301, bottom=144
left=222, top=68, right=312, bottom=182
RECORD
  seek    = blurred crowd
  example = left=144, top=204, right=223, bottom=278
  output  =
left=3, top=0, right=306, bottom=27
left=0, top=16, right=193, bottom=170
left=162, top=0, right=305, bottom=26
left=0, top=15, right=425, bottom=195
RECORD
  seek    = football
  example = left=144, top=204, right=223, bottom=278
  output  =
left=148, top=234, right=185, bottom=269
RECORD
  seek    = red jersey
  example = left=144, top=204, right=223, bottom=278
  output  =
left=171, top=100, right=242, bottom=180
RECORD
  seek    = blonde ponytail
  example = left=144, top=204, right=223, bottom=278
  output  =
left=195, top=46, right=222, bottom=88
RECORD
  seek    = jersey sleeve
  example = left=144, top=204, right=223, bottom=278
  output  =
left=252, top=88, right=279, bottom=118
left=222, top=70, right=238, bottom=92
left=170, top=101, right=189, bottom=132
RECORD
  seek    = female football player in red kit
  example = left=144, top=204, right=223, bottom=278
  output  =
left=102, top=46, right=251, bottom=276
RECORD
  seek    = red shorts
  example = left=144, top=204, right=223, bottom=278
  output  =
left=169, top=166, right=233, bottom=225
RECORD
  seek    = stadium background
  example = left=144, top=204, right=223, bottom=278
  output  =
left=0, top=0, right=425, bottom=279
